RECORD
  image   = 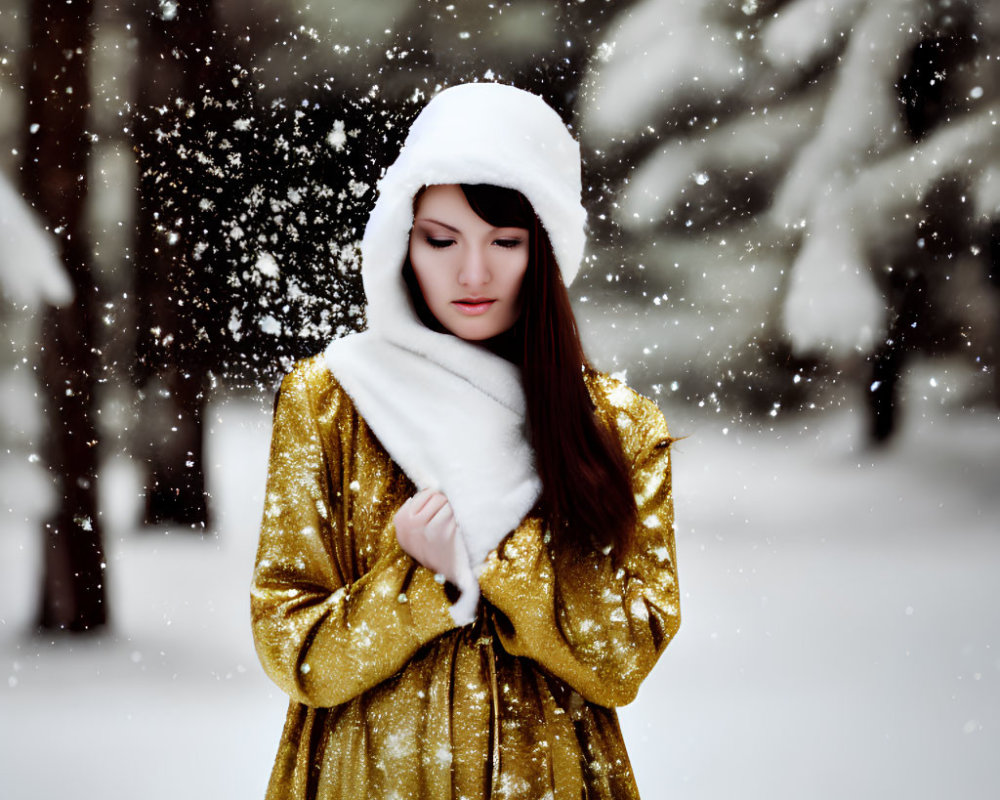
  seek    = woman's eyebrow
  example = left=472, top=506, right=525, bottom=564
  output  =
left=415, top=217, right=460, bottom=233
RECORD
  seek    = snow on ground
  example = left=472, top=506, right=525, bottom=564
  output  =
left=622, top=373, right=1000, bottom=799
left=1, top=360, right=999, bottom=798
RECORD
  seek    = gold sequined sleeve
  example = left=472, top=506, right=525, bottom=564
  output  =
left=478, top=386, right=680, bottom=708
left=251, top=363, right=459, bottom=709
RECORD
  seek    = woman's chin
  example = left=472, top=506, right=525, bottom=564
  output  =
left=447, top=325, right=497, bottom=342
left=439, top=315, right=513, bottom=342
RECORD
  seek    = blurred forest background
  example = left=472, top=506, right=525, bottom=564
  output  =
left=0, top=0, right=998, bottom=637
left=2, top=3, right=1000, bottom=798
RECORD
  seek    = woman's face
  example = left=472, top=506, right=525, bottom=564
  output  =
left=408, top=184, right=530, bottom=341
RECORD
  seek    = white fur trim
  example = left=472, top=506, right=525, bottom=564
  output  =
left=324, top=332, right=541, bottom=572
left=448, top=573, right=481, bottom=627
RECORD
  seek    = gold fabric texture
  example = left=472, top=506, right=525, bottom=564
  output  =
left=251, top=354, right=680, bottom=799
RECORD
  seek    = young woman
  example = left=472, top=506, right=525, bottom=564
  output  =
left=251, top=82, right=680, bottom=800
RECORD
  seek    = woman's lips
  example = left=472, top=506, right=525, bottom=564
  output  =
left=452, top=298, right=496, bottom=316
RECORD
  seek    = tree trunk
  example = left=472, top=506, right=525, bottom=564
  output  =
left=131, top=0, right=226, bottom=530
left=140, top=366, right=209, bottom=527
left=22, top=0, right=107, bottom=631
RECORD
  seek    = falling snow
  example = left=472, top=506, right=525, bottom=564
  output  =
left=1, top=1, right=998, bottom=797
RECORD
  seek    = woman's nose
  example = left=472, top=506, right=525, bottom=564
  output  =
left=458, top=246, right=490, bottom=287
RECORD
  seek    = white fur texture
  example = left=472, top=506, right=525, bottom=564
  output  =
left=324, top=331, right=539, bottom=625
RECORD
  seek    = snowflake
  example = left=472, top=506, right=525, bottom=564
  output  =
left=327, top=120, right=347, bottom=152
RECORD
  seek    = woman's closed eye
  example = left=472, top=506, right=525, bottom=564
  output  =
left=494, top=237, right=524, bottom=249
left=425, top=236, right=456, bottom=249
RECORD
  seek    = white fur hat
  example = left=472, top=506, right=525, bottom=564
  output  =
left=360, top=82, right=587, bottom=332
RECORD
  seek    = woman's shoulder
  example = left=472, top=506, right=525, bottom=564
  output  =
left=584, top=367, right=672, bottom=456
left=276, top=352, right=353, bottom=416
left=584, top=366, right=665, bottom=423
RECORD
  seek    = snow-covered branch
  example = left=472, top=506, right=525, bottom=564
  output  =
left=770, top=0, right=930, bottom=227
left=581, top=0, right=742, bottom=142
left=761, top=0, right=866, bottom=72
left=0, top=172, right=73, bottom=307
left=782, top=104, right=998, bottom=356
left=620, top=89, right=825, bottom=228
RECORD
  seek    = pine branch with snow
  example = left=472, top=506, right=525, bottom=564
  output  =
left=580, top=0, right=1000, bottom=370
left=0, top=172, right=73, bottom=307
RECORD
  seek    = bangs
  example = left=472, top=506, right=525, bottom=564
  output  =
left=460, top=184, right=534, bottom=230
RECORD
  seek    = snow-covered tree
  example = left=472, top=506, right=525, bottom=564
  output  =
left=580, top=0, right=999, bottom=437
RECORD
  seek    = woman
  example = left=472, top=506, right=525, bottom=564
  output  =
left=251, top=82, right=680, bottom=800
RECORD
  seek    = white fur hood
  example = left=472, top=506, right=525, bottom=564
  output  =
left=362, top=81, right=586, bottom=335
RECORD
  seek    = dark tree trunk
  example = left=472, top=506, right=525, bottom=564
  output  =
left=866, top=8, right=984, bottom=444
left=22, top=0, right=107, bottom=631
left=868, top=274, right=926, bottom=444
left=140, top=366, right=210, bottom=526
left=131, top=0, right=229, bottom=530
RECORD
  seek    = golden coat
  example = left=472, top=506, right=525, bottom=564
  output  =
left=251, top=354, right=680, bottom=799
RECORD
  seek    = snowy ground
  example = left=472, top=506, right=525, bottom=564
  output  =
left=2, top=360, right=999, bottom=799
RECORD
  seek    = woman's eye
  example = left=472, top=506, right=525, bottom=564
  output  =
left=425, top=237, right=454, bottom=249
left=494, top=238, right=523, bottom=249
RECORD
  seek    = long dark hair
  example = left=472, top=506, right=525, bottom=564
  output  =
left=405, top=183, right=638, bottom=556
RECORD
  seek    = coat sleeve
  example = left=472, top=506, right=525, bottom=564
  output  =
left=251, top=365, right=459, bottom=709
left=477, top=404, right=680, bottom=708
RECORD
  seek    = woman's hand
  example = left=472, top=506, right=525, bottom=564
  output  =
left=394, top=489, right=474, bottom=590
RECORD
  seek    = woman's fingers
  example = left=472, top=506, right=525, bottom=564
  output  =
left=422, top=506, right=454, bottom=548
left=427, top=500, right=455, bottom=534
left=407, top=487, right=436, bottom=515
left=415, top=491, right=448, bottom=522
left=394, top=490, right=466, bottom=582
